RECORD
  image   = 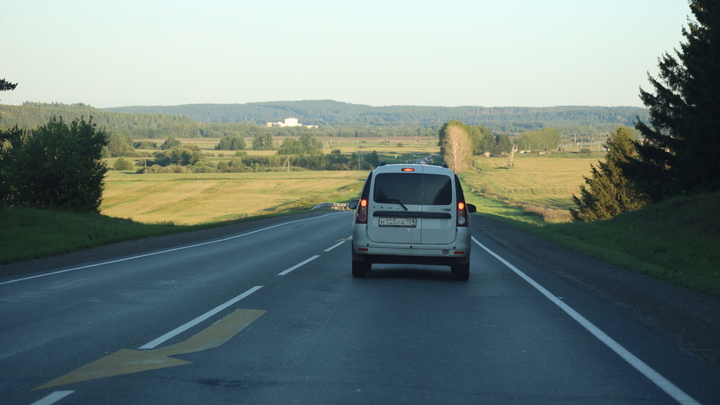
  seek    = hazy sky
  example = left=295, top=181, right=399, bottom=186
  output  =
left=1, top=0, right=690, bottom=108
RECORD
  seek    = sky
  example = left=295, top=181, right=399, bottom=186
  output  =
left=1, top=0, right=691, bottom=108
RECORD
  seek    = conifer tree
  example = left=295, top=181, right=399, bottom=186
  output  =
left=571, top=127, right=647, bottom=222
left=630, top=0, right=720, bottom=200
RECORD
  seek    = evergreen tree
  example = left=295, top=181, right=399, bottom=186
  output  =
left=0, top=78, right=17, bottom=93
left=570, top=127, right=648, bottom=222
left=630, top=0, right=720, bottom=200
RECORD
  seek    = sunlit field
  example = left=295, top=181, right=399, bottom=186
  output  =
left=106, top=136, right=601, bottom=225
left=102, top=171, right=367, bottom=225
left=462, top=153, right=599, bottom=223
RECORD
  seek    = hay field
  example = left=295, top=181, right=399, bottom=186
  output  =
left=101, top=171, right=366, bottom=225
left=462, top=154, right=599, bottom=222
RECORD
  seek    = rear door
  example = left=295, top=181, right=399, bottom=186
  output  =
left=367, top=169, right=423, bottom=244
left=419, top=169, right=456, bottom=244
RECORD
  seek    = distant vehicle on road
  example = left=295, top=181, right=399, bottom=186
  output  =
left=349, top=163, right=476, bottom=280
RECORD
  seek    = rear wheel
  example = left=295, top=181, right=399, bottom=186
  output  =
left=352, top=260, right=369, bottom=278
left=452, top=262, right=470, bottom=281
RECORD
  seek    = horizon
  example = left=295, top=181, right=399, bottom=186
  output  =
left=2, top=1, right=688, bottom=109
left=4, top=99, right=648, bottom=110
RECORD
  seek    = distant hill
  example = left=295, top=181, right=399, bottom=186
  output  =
left=1, top=101, right=649, bottom=139
left=103, top=100, right=648, bottom=136
left=0, top=102, right=198, bottom=139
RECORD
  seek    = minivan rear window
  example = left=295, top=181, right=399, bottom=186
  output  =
left=374, top=173, right=452, bottom=206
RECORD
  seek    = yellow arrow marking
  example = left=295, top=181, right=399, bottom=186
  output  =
left=35, top=309, right=265, bottom=390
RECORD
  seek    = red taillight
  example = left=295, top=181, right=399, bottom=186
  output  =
left=356, top=198, right=368, bottom=224
left=457, top=201, right=468, bottom=227
left=401, top=168, right=415, bottom=172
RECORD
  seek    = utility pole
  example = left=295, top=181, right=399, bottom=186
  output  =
left=504, top=143, right=517, bottom=167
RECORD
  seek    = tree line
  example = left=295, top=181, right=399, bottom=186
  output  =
left=437, top=120, right=558, bottom=173
left=1, top=101, right=648, bottom=140
left=102, top=100, right=648, bottom=136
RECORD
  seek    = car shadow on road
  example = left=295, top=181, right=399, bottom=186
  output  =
left=363, top=265, right=457, bottom=282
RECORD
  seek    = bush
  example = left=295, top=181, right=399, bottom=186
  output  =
left=6, top=116, right=108, bottom=213
left=113, top=157, right=135, bottom=171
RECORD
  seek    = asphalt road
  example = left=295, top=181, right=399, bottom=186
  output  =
left=1, top=212, right=719, bottom=404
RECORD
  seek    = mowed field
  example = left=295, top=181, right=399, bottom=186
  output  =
left=101, top=171, right=367, bottom=225
left=103, top=136, right=600, bottom=225
left=462, top=153, right=599, bottom=222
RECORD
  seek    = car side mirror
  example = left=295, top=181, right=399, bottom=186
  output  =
left=467, top=203, right=476, bottom=214
left=348, top=200, right=359, bottom=210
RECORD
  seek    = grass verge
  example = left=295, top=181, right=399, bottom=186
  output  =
left=471, top=192, right=720, bottom=299
left=0, top=205, right=326, bottom=265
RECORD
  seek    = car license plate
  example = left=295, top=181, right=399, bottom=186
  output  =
left=379, top=217, right=417, bottom=227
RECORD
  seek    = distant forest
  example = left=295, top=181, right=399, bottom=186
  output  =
left=0, top=100, right=648, bottom=140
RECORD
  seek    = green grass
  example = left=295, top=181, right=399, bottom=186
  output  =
left=0, top=203, right=336, bottom=265
left=470, top=191, right=720, bottom=299
left=0, top=207, right=191, bottom=264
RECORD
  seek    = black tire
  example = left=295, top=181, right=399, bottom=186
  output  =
left=352, top=260, right=369, bottom=278
left=452, top=262, right=470, bottom=281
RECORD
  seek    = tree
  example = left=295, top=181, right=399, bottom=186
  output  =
left=106, top=133, right=135, bottom=157
left=0, top=78, right=17, bottom=94
left=492, top=134, right=513, bottom=155
left=252, top=133, right=274, bottom=150
left=277, top=139, right=305, bottom=155
left=299, top=133, right=322, bottom=154
left=439, top=121, right=472, bottom=173
left=476, top=126, right=495, bottom=155
left=570, top=127, right=648, bottom=222
left=517, top=128, right=561, bottom=151
left=113, top=157, right=135, bottom=171
left=216, top=136, right=246, bottom=151
left=7, top=116, right=108, bottom=212
left=629, top=0, right=720, bottom=200
left=0, top=125, right=26, bottom=205
left=161, top=135, right=182, bottom=150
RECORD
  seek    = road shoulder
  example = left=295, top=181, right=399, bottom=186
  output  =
left=473, top=214, right=720, bottom=371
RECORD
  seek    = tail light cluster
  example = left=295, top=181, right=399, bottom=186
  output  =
left=356, top=198, right=368, bottom=224
left=457, top=201, right=469, bottom=227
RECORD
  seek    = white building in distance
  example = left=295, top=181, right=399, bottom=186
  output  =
left=266, top=117, right=300, bottom=127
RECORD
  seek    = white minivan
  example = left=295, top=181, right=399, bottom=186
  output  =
left=349, top=163, right=476, bottom=280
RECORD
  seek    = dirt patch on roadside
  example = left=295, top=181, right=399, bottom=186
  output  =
left=473, top=215, right=720, bottom=371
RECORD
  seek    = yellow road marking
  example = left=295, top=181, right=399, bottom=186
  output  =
left=35, top=309, right=265, bottom=390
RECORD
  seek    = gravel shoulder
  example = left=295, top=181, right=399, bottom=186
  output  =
left=2, top=211, right=719, bottom=371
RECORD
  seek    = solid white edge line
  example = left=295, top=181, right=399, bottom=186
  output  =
left=278, top=255, right=320, bottom=276
left=324, top=241, right=346, bottom=252
left=139, top=286, right=262, bottom=350
left=0, top=214, right=338, bottom=286
left=30, top=390, right=74, bottom=405
left=472, top=237, right=701, bottom=405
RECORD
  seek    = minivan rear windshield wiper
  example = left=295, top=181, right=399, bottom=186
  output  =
left=385, top=198, right=408, bottom=211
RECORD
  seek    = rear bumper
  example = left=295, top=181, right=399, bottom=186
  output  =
left=351, top=226, right=471, bottom=266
